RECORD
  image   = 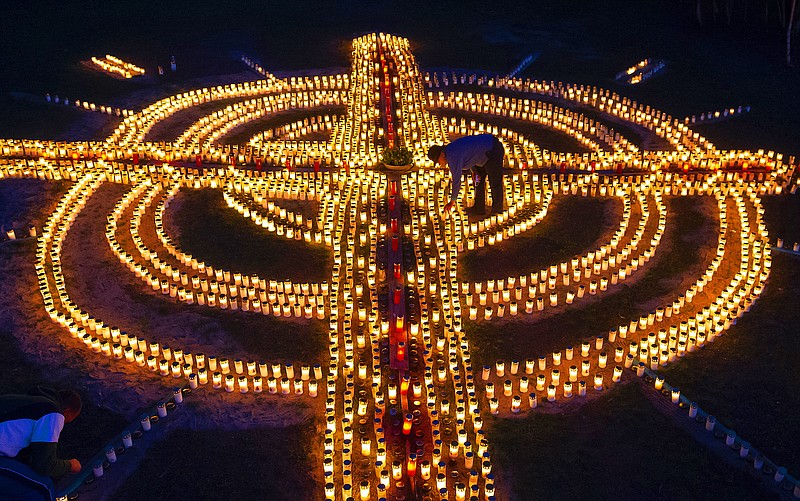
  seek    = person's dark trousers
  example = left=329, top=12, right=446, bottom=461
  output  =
left=474, top=137, right=505, bottom=213
left=473, top=164, right=487, bottom=210
left=0, top=457, right=56, bottom=500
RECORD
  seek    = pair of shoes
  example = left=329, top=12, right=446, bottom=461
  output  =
left=489, top=206, right=504, bottom=216
left=466, top=206, right=485, bottom=216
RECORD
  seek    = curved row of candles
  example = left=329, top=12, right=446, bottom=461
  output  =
left=91, top=54, right=145, bottom=79
left=429, top=90, right=639, bottom=163
left=247, top=113, right=340, bottom=145
left=34, top=165, right=329, bottom=396
left=443, top=73, right=706, bottom=153
left=107, top=74, right=349, bottom=147
left=456, top=184, right=664, bottom=317
left=474, top=187, right=770, bottom=415
left=173, top=90, right=345, bottom=149
left=427, top=71, right=794, bottom=178
left=639, top=367, right=800, bottom=496
left=0, top=152, right=776, bottom=500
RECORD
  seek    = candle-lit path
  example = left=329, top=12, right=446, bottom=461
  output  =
left=0, top=32, right=797, bottom=500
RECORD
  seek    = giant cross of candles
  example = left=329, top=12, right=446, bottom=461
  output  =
left=0, top=32, right=796, bottom=500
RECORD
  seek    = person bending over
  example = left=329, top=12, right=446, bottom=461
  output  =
left=0, top=387, right=82, bottom=477
left=427, top=133, right=506, bottom=215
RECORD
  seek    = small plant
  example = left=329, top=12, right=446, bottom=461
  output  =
left=380, top=146, right=413, bottom=166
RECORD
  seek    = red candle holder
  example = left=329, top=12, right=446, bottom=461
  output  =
left=407, top=454, right=417, bottom=478
left=402, top=413, right=413, bottom=435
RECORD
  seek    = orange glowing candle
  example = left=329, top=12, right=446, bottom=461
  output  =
left=407, top=453, right=417, bottom=478
left=402, top=413, right=413, bottom=435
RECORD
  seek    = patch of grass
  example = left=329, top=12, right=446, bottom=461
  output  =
left=460, top=196, right=619, bottom=281
left=0, top=98, right=87, bottom=140
left=171, top=188, right=331, bottom=283
left=468, top=196, right=717, bottom=366
left=111, top=424, right=320, bottom=501
left=659, top=196, right=800, bottom=473
left=0, top=178, right=69, bottom=227
left=489, top=383, right=774, bottom=500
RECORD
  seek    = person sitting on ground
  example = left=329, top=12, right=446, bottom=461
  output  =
left=0, top=387, right=82, bottom=478
left=428, top=133, right=506, bottom=215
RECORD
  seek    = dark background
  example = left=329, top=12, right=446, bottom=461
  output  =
left=0, top=0, right=797, bottom=156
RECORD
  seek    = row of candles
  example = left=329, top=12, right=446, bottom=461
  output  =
left=173, top=90, right=345, bottom=149
left=107, top=75, right=343, bottom=146
left=615, top=58, right=667, bottom=85
left=684, top=105, right=751, bottom=124
left=428, top=71, right=794, bottom=178
left=54, top=385, right=191, bottom=501
left=472, top=187, right=770, bottom=414
left=638, top=366, right=800, bottom=496
left=45, top=93, right=134, bottom=117
left=247, top=113, right=340, bottom=145
left=0, top=150, right=776, bottom=498
left=455, top=186, right=663, bottom=314
left=239, top=55, right=284, bottom=88
left=438, top=113, right=628, bottom=169
left=90, top=54, right=145, bottom=79
left=33, top=166, right=331, bottom=398
left=429, top=90, right=638, bottom=159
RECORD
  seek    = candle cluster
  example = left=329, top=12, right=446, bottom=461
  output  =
left=637, top=367, right=799, bottom=495
left=685, top=105, right=751, bottom=124
left=329, top=33, right=447, bottom=168
left=428, top=72, right=795, bottom=177
left=615, top=58, right=666, bottom=85
left=474, top=181, right=771, bottom=414
left=45, top=93, right=134, bottom=117
left=456, top=175, right=667, bottom=318
left=0, top=31, right=796, bottom=501
left=91, top=54, right=145, bottom=79
left=25, top=161, right=329, bottom=399
left=239, top=55, right=284, bottom=88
